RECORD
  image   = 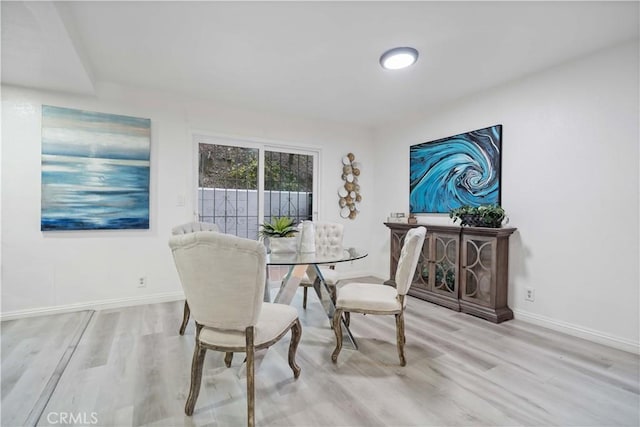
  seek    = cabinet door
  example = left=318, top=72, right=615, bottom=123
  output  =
left=429, top=232, right=458, bottom=297
left=460, top=235, right=496, bottom=307
left=389, top=229, right=405, bottom=280
left=390, top=228, right=430, bottom=291
left=412, top=233, right=431, bottom=291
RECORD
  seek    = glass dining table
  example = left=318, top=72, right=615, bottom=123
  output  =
left=266, top=247, right=368, bottom=349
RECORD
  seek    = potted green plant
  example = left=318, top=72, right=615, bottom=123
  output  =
left=259, top=216, right=299, bottom=253
left=449, top=204, right=506, bottom=228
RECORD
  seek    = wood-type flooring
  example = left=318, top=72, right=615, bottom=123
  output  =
left=2, top=277, right=639, bottom=426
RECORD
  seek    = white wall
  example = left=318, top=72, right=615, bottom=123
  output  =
left=2, top=41, right=638, bottom=353
left=372, top=41, right=639, bottom=351
left=1, top=83, right=376, bottom=317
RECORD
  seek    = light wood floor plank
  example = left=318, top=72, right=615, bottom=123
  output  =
left=1, top=311, right=92, bottom=427
left=2, top=288, right=638, bottom=426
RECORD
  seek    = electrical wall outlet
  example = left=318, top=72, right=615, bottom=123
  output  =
left=525, top=287, right=535, bottom=302
left=138, top=276, right=147, bottom=288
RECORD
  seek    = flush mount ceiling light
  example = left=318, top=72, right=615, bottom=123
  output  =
left=379, top=47, right=419, bottom=70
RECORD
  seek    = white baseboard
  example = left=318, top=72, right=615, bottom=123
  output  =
left=5, top=287, right=635, bottom=355
left=0, top=292, right=185, bottom=321
left=513, top=308, right=639, bottom=355
left=0, top=275, right=380, bottom=321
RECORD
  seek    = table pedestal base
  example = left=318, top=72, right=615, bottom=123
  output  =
left=270, top=264, right=357, bottom=350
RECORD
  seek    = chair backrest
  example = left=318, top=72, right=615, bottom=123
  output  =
left=169, top=231, right=266, bottom=331
left=171, top=221, right=219, bottom=235
left=313, top=222, right=344, bottom=257
left=394, top=226, right=427, bottom=296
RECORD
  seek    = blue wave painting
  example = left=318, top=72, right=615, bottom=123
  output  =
left=41, top=106, right=151, bottom=230
left=410, top=125, right=502, bottom=213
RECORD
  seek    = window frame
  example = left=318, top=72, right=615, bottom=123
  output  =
left=191, top=132, right=321, bottom=233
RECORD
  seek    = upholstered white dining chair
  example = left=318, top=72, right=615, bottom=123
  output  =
left=295, top=222, right=344, bottom=308
left=172, top=221, right=220, bottom=335
left=169, top=231, right=301, bottom=427
left=331, top=226, right=426, bottom=366
left=172, top=221, right=220, bottom=235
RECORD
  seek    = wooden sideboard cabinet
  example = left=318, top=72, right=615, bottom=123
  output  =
left=384, top=222, right=516, bottom=323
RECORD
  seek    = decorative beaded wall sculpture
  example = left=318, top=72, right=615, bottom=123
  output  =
left=338, top=153, right=362, bottom=219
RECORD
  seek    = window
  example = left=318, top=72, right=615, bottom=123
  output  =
left=263, top=150, right=314, bottom=226
left=195, top=135, right=318, bottom=239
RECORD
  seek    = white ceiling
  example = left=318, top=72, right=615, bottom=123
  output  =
left=2, top=1, right=638, bottom=128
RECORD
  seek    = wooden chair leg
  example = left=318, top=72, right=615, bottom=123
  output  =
left=288, top=319, right=302, bottom=378
left=185, top=325, right=206, bottom=415
left=245, top=326, right=255, bottom=427
left=395, top=312, right=406, bottom=366
left=224, top=352, right=234, bottom=368
left=331, top=309, right=343, bottom=363
left=343, top=312, right=350, bottom=328
left=179, top=301, right=190, bottom=335
left=303, top=287, right=308, bottom=309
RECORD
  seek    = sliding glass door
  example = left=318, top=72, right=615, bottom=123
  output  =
left=196, top=135, right=317, bottom=239
left=263, top=150, right=314, bottom=226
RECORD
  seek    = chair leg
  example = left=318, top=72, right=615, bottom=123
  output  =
left=331, top=309, right=343, bottom=363
left=179, top=301, right=190, bottom=335
left=185, top=334, right=206, bottom=415
left=245, top=326, right=255, bottom=427
left=224, top=352, right=234, bottom=368
left=343, top=311, right=350, bottom=328
left=288, top=319, right=302, bottom=378
left=395, top=312, right=406, bottom=366
left=303, top=287, right=308, bottom=309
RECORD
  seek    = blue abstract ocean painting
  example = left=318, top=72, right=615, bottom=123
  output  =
left=41, top=106, right=151, bottom=230
left=410, top=125, right=502, bottom=213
